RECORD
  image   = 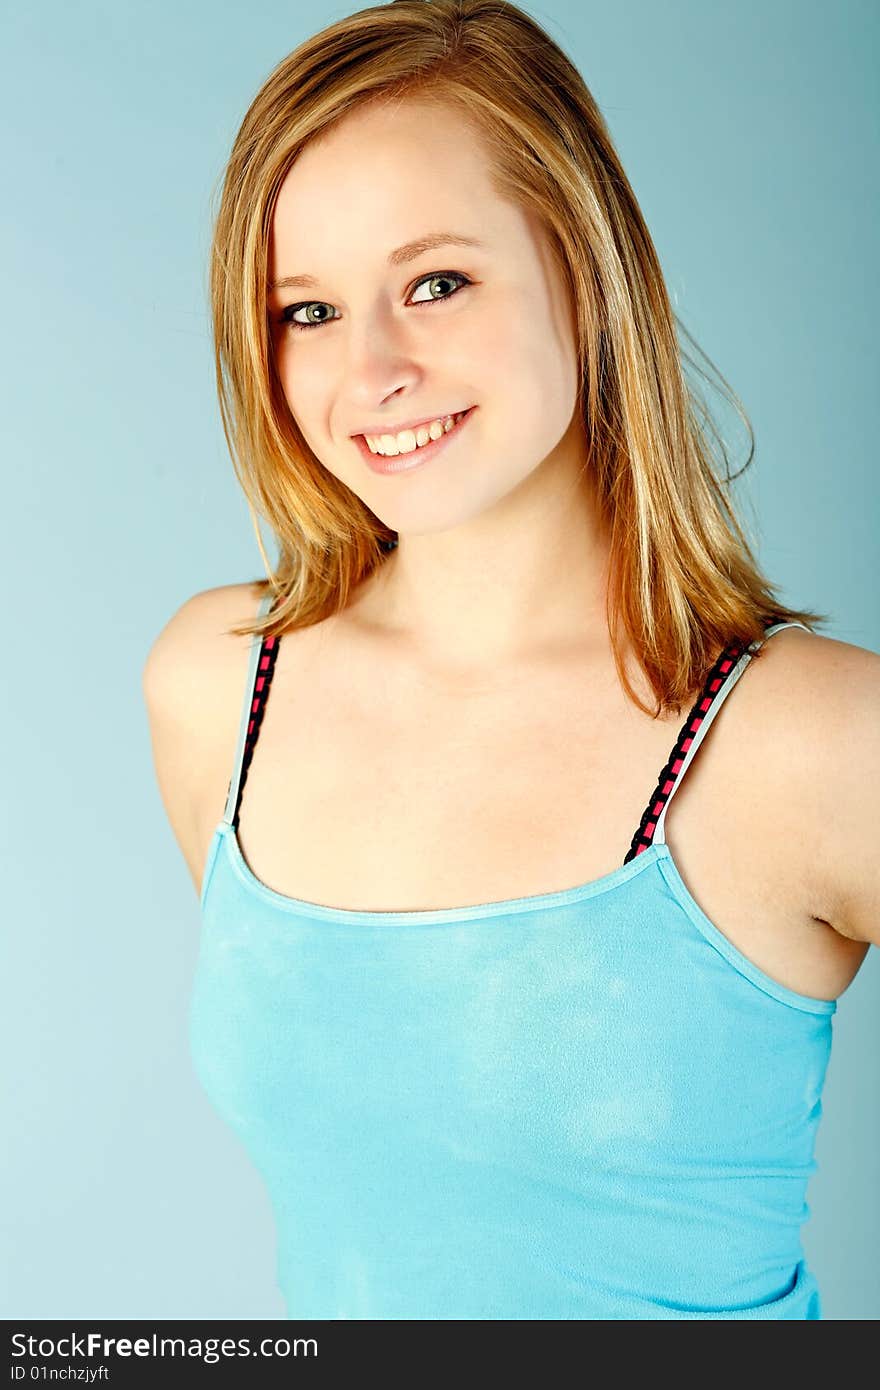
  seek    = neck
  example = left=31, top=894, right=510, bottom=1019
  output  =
left=347, top=445, right=613, bottom=679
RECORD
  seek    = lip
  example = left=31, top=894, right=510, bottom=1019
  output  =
left=355, top=406, right=476, bottom=476
left=352, top=408, right=471, bottom=439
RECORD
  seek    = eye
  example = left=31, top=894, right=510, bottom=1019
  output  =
left=408, top=271, right=469, bottom=305
left=280, top=300, right=337, bottom=331
left=277, top=270, right=471, bottom=333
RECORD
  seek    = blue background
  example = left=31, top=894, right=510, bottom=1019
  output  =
left=2, top=0, right=877, bottom=1318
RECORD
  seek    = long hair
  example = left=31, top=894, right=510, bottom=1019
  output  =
left=208, top=0, right=828, bottom=717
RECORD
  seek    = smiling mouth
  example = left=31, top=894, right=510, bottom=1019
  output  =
left=354, top=406, right=476, bottom=474
left=360, top=409, right=472, bottom=458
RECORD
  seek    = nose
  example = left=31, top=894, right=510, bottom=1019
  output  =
left=343, top=304, right=423, bottom=411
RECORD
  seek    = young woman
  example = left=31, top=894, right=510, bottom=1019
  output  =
left=142, top=0, right=878, bottom=1320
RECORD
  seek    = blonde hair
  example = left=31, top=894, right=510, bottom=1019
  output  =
left=208, top=0, right=828, bottom=716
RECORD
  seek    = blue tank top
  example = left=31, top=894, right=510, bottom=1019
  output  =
left=190, top=598, right=835, bottom=1320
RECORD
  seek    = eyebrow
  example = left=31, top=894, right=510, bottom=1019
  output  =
left=266, top=231, right=486, bottom=293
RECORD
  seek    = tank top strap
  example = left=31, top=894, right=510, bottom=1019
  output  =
left=221, top=591, right=282, bottom=831
left=624, top=619, right=812, bottom=862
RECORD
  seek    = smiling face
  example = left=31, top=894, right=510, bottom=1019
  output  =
left=266, top=95, right=586, bottom=540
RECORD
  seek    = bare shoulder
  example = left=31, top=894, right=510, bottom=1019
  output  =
left=141, top=579, right=266, bottom=722
left=141, top=581, right=268, bottom=893
left=746, top=624, right=880, bottom=728
left=142, top=580, right=265, bottom=685
left=749, top=625, right=880, bottom=945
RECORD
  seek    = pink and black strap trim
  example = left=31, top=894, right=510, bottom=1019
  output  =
left=223, top=592, right=281, bottom=832
left=623, top=616, right=809, bottom=862
left=226, top=597, right=809, bottom=857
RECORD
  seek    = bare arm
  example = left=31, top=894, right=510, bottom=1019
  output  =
left=141, top=583, right=260, bottom=896
left=807, top=638, right=880, bottom=948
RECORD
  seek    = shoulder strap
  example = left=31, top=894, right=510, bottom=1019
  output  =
left=624, top=620, right=811, bottom=862
left=221, top=591, right=281, bottom=830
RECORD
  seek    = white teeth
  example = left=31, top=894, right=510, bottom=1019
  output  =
left=364, top=410, right=468, bottom=456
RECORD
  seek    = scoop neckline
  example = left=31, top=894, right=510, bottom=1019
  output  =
left=206, top=818, right=667, bottom=924
left=199, top=819, right=838, bottom=1014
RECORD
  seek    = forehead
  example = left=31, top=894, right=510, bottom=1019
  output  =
left=269, top=99, right=515, bottom=271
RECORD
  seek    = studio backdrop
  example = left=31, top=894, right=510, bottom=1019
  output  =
left=1, top=0, right=877, bottom=1320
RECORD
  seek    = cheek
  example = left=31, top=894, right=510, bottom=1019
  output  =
left=479, top=294, right=575, bottom=431
left=457, top=288, right=525, bottom=369
left=274, top=338, right=306, bottom=397
left=523, top=292, right=578, bottom=426
left=275, top=346, right=329, bottom=425
left=271, top=350, right=340, bottom=470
